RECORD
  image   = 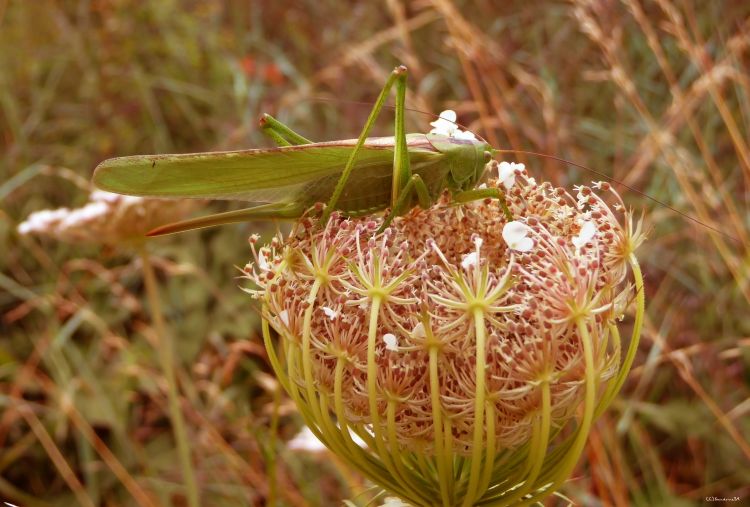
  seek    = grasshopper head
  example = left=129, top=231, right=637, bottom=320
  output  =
left=426, top=134, right=493, bottom=191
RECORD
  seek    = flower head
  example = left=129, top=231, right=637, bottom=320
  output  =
left=379, top=498, right=412, bottom=507
left=502, top=221, right=534, bottom=251
left=572, top=220, right=597, bottom=249
left=497, top=161, right=524, bottom=190
left=246, top=167, right=644, bottom=505
left=382, top=333, right=399, bottom=352
left=460, top=251, right=479, bottom=270
left=18, top=190, right=194, bottom=246
left=287, top=426, right=327, bottom=453
left=321, top=306, right=339, bottom=320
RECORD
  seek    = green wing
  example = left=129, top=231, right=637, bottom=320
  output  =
left=93, top=136, right=445, bottom=212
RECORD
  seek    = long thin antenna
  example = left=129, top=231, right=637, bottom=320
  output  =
left=492, top=148, right=740, bottom=244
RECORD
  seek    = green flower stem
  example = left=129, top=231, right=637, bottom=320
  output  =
left=284, top=343, right=329, bottom=449
left=332, top=359, right=394, bottom=489
left=365, top=295, right=431, bottom=506
left=442, top=417, right=455, bottom=488
left=305, top=285, right=384, bottom=483
left=498, top=380, right=551, bottom=504
left=410, top=447, right=433, bottom=484
left=291, top=328, right=404, bottom=498
left=429, top=342, right=452, bottom=506
left=289, top=342, right=384, bottom=494
left=461, top=307, right=489, bottom=507
left=318, top=391, right=372, bottom=472
left=386, top=400, right=415, bottom=493
left=510, top=422, right=539, bottom=485
left=267, top=381, right=281, bottom=507
left=608, top=254, right=645, bottom=403
left=478, top=401, right=497, bottom=495
left=299, top=290, right=407, bottom=500
left=517, top=318, right=598, bottom=507
left=139, top=246, right=200, bottom=507
left=317, top=394, right=348, bottom=453
left=286, top=342, right=381, bottom=491
left=261, top=319, right=291, bottom=393
left=301, top=279, right=325, bottom=424
left=365, top=296, right=395, bottom=468
left=595, top=323, right=623, bottom=418
left=502, top=255, right=645, bottom=506
left=386, top=400, right=427, bottom=492
left=595, top=255, right=645, bottom=418
left=333, top=358, right=360, bottom=453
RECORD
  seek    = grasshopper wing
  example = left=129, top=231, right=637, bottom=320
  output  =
left=93, top=136, right=445, bottom=235
left=93, top=143, right=366, bottom=204
left=93, top=136, right=444, bottom=208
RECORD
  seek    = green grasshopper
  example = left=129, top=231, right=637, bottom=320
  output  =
left=92, top=64, right=733, bottom=242
left=93, top=65, right=513, bottom=236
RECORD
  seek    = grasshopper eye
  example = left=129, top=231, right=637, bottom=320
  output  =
left=484, top=150, right=492, bottom=161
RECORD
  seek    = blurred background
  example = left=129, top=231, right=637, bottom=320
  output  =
left=1, top=1, right=749, bottom=505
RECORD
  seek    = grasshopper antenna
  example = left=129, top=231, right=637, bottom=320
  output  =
left=491, top=148, right=740, bottom=245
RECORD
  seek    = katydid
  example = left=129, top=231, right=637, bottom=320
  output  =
left=93, top=65, right=510, bottom=236
left=92, top=65, right=736, bottom=242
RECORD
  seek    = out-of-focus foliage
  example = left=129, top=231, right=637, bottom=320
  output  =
left=1, top=1, right=749, bottom=506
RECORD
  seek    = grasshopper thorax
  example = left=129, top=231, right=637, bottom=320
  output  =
left=426, top=133, right=493, bottom=191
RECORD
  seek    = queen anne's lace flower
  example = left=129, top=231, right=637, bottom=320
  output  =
left=287, top=426, right=327, bottom=453
left=382, top=333, right=399, bottom=352
left=246, top=167, right=645, bottom=506
left=321, top=306, right=339, bottom=320
left=573, top=220, right=597, bottom=249
left=17, top=209, right=71, bottom=236
left=502, top=220, right=534, bottom=251
left=18, top=190, right=194, bottom=245
left=379, top=498, right=412, bottom=507
left=497, top=161, right=523, bottom=190
left=429, top=109, right=477, bottom=140
left=460, top=251, right=479, bottom=270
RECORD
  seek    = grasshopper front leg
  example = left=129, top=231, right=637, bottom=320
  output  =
left=452, top=187, right=513, bottom=221
left=322, top=65, right=410, bottom=224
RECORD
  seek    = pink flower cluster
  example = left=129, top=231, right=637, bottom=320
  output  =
left=245, top=165, right=643, bottom=455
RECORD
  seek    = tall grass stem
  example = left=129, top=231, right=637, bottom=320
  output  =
left=139, top=245, right=201, bottom=507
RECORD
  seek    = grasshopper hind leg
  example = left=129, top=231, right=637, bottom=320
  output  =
left=147, top=202, right=304, bottom=237
left=321, top=65, right=410, bottom=225
left=259, top=114, right=313, bottom=146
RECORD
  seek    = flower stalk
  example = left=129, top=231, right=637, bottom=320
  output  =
left=139, top=245, right=200, bottom=507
